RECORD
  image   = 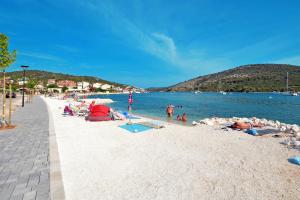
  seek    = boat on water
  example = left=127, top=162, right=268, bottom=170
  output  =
left=291, top=92, right=298, bottom=96
left=284, top=72, right=299, bottom=96
left=220, top=91, right=227, bottom=95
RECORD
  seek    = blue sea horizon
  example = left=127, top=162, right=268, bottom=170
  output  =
left=88, top=92, right=300, bottom=125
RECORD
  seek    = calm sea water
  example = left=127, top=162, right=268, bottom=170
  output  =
left=88, top=92, right=300, bottom=125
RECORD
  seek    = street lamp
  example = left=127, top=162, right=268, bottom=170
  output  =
left=21, top=65, right=29, bottom=107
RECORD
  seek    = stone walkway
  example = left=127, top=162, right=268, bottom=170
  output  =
left=0, top=97, right=50, bottom=200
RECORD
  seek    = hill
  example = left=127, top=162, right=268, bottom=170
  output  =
left=6, top=70, right=126, bottom=87
left=151, top=64, right=300, bottom=92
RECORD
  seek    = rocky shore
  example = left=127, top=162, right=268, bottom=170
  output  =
left=199, top=117, right=300, bottom=150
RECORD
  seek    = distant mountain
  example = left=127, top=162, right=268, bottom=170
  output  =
left=149, top=64, right=300, bottom=92
left=6, top=70, right=126, bottom=87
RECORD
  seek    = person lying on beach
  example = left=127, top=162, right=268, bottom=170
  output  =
left=229, top=122, right=263, bottom=130
left=110, top=108, right=126, bottom=120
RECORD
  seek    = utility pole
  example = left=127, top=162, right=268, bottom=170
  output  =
left=21, top=65, right=29, bottom=107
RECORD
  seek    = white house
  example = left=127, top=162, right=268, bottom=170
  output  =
left=101, top=84, right=112, bottom=90
left=18, top=78, right=29, bottom=86
left=92, top=83, right=102, bottom=89
left=77, top=81, right=90, bottom=91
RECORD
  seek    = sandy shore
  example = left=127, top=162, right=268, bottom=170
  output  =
left=44, top=97, right=300, bottom=200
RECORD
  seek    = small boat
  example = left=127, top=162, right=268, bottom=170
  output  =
left=220, top=91, right=227, bottom=95
left=291, top=92, right=298, bottom=96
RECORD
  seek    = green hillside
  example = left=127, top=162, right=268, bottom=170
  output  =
left=6, top=70, right=126, bottom=87
left=151, top=64, right=300, bottom=92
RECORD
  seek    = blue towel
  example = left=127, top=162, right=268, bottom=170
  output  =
left=245, top=129, right=258, bottom=136
left=288, top=156, right=300, bottom=166
left=119, top=124, right=152, bottom=133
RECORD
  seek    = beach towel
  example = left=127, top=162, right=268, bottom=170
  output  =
left=245, top=129, right=258, bottom=136
left=119, top=124, right=153, bottom=133
left=288, top=156, right=300, bottom=166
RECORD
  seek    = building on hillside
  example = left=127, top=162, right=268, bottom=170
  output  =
left=47, top=79, right=56, bottom=85
left=17, top=77, right=28, bottom=86
left=48, top=88, right=62, bottom=93
left=113, top=86, right=123, bottom=92
left=101, top=84, right=111, bottom=90
left=57, top=80, right=77, bottom=88
left=0, top=77, right=13, bottom=87
left=77, top=81, right=90, bottom=91
left=92, top=83, right=102, bottom=89
left=35, top=84, right=44, bottom=90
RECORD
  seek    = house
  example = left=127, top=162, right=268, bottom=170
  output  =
left=77, top=81, right=90, bottom=91
left=113, top=86, right=123, bottom=92
left=17, top=77, right=29, bottom=86
left=35, top=84, right=44, bottom=90
left=48, top=88, right=62, bottom=93
left=101, top=84, right=111, bottom=90
left=92, top=83, right=102, bottom=89
left=57, top=80, right=77, bottom=88
left=47, top=79, right=56, bottom=85
left=0, top=77, right=13, bottom=87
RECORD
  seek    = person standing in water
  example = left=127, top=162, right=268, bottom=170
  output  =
left=182, top=113, right=187, bottom=122
left=166, top=104, right=174, bottom=117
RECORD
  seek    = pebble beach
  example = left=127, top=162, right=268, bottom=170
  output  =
left=44, top=96, right=300, bottom=200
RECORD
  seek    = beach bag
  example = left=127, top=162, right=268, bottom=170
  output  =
left=288, top=156, right=300, bottom=166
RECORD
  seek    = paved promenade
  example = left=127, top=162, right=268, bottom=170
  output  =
left=0, top=97, right=50, bottom=200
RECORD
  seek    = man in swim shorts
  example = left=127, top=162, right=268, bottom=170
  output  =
left=166, top=104, right=174, bottom=117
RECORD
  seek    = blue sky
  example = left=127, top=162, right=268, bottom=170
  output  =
left=1, top=0, right=300, bottom=87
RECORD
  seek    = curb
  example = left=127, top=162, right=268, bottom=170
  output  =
left=44, top=97, right=65, bottom=200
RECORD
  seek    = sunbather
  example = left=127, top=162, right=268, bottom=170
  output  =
left=229, top=121, right=263, bottom=130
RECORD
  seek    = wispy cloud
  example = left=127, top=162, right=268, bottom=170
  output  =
left=76, top=1, right=228, bottom=70
left=19, top=51, right=64, bottom=62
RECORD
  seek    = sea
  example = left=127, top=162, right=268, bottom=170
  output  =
left=88, top=92, right=300, bottom=125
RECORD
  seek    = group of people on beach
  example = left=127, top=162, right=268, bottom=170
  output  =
left=166, top=104, right=187, bottom=122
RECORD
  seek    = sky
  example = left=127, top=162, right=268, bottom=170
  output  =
left=1, top=0, right=300, bottom=87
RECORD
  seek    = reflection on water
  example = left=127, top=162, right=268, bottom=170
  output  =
left=89, top=92, right=300, bottom=125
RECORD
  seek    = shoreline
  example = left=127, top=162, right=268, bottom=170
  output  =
left=44, top=96, right=300, bottom=199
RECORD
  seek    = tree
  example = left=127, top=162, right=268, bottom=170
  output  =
left=0, top=34, right=16, bottom=125
left=62, top=86, right=68, bottom=93
left=27, top=79, right=37, bottom=89
left=47, top=84, right=58, bottom=88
